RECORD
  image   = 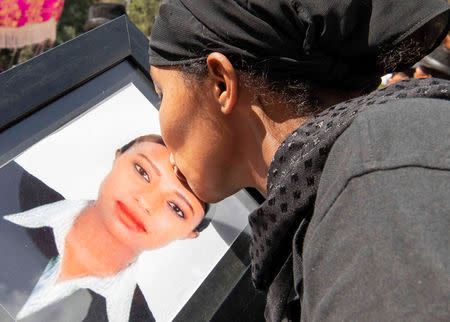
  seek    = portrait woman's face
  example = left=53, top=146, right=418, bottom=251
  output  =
left=96, top=140, right=206, bottom=252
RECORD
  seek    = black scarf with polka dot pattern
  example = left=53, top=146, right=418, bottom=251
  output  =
left=247, top=78, right=450, bottom=319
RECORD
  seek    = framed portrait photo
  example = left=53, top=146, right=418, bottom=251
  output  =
left=0, top=16, right=265, bottom=322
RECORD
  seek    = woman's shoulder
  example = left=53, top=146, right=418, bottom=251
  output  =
left=312, top=86, right=450, bottom=225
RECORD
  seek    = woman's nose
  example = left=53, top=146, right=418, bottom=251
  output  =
left=170, top=153, right=187, bottom=183
left=136, top=195, right=152, bottom=215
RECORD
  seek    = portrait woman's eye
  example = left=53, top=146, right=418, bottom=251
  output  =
left=168, top=201, right=185, bottom=218
left=134, top=163, right=150, bottom=182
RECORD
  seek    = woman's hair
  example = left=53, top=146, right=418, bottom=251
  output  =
left=178, top=12, right=449, bottom=117
left=117, top=134, right=210, bottom=232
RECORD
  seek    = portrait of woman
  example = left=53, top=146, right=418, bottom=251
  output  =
left=0, top=83, right=257, bottom=322
left=4, top=134, right=207, bottom=321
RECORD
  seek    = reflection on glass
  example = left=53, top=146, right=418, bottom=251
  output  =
left=4, top=135, right=206, bottom=321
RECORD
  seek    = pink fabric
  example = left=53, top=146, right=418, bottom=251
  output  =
left=0, top=0, right=64, bottom=28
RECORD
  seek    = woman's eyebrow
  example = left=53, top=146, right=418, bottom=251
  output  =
left=138, top=153, right=161, bottom=176
left=176, top=191, right=194, bottom=213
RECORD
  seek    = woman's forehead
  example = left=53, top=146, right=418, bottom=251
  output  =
left=129, top=141, right=169, bottom=157
left=122, top=141, right=171, bottom=172
left=150, top=65, right=184, bottom=82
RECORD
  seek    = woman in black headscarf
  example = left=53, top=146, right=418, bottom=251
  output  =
left=149, top=1, right=450, bottom=321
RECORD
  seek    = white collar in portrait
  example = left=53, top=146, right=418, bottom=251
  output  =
left=4, top=200, right=139, bottom=322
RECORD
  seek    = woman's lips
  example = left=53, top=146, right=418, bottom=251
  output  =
left=115, top=201, right=147, bottom=233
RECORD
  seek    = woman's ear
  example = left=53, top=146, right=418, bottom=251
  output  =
left=206, top=52, right=238, bottom=115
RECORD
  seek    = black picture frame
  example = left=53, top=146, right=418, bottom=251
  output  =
left=0, top=15, right=265, bottom=321
left=0, top=15, right=150, bottom=132
left=0, top=15, right=159, bottom=168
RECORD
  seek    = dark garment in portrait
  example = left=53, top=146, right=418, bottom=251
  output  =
left=0, top=161, right=155, bottom=322
left=247, top=78, right=450, bottom=321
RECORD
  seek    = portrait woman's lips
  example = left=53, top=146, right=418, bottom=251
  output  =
left=115, top=201, right=147, bottom=233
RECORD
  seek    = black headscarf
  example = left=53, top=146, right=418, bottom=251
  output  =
left=149, top=0, right=449, bottom=85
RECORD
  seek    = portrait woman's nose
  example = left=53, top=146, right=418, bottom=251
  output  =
left=136, top=194, right=152, bottom=216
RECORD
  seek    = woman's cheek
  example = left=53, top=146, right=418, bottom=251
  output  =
left=157, top=214, right=182, bottom=239
left=160, top=96, right=195, bottom=145
left=159, top=102, right=178, bottom=132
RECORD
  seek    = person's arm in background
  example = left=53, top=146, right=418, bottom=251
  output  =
left=300, top=98, right=450, bottom=321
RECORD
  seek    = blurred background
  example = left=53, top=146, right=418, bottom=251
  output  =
left=0, top=0, right=162, bottom=73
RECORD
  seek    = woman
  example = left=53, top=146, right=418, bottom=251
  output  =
left=5, top=134, right=207, bottom=321
left=148, top=1, right=450, bottom=321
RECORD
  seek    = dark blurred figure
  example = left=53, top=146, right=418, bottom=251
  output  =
left=84, top=3, right=127, bottom=32
left=414, top=34, right=450, bottom=79
left=387, top=33, right=450, bottom=85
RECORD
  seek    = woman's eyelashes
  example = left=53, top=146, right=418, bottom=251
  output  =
left=134, top=163, right=150, bottom=182
left=168, top=201, right=185, bottom=218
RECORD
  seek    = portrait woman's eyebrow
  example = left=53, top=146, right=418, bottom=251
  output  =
left=4, top=134, right=207, bottom=322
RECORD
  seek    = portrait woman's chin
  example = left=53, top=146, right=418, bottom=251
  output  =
left=59, top=137, right=206, bottom=282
